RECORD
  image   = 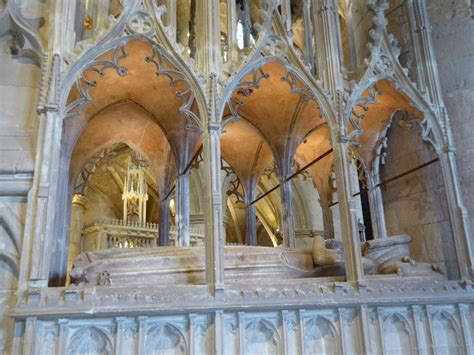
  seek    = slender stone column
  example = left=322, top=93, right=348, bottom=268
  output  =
left=196, top=0, right=225, bottom=297
left=312, top=0, right=365, bottom=282
left=96, top=0, right=109, bottom=31
left=203, top=121, right=225, bottom=296
left=280, top=178, right=296, bottom=248
left=245, top=203, right=257, bottom=246
left=281, top=0, right=292, bottom=34
left=407, top=0, right=444, bottom=109
left=22, top=108, right=63, bottom=287
left=226, top=0, right=239, bottom=63
left=440, top=148, right=474, bottom=279
left=240, top=0, right=251, bottom=48
left=159, top=197, right=171, bottom=246
left=320, top=199, right=335, bottom=240
left=20, top=0, right=77, bottom=288
left=367, top=176, right=387, bottom=239
left=245, top=185, right=258, bottom=246
left=66, top=194, right=88, bottom=284
left=333, top=138, right=364, bottom=282
left=312, top=0, right=344, bottom=93
left=22, top=317, right=38, bottom=355
left=302, top=0, right=315, bottom=73
left=165, top=0, right=177, bottom=40
left=195, top=0, right=222, bottom=73
left=175, top=173, right=190, bottom=247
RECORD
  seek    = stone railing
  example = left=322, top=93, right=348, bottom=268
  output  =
left=169, top=225, right=205, bottom=246
left=81, top=219, right=205, bottom=251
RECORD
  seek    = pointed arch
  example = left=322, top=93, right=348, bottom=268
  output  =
left=68, top=326, right=113, bottom=355
left=63, top=0, right=207, bottom=124
left=382, top=312, right=416, bottom=354
left=0, top=202, right=21, bottom=254
left=146, top=323, right=187, bottom=354
left=431, top=310, right=464, bottom=354
left=219, top=54, right=335, bottom=132
left=60, top=33, right=206, bottom=130
left=221, top=118, right=274, bottom=196
left=343, top=11, right=444, bottom=152
left=69, top=100, right=175, bottom=195
left=245, top=319, right=281, bottom=354
left=221, top=5, right=336, bottom=131
left=0, top=203, right=20, bottom=280
left=304, top=315, right=340, bottom=355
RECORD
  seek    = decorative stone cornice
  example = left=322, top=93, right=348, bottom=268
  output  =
left=12, top=279, right=474, bottom=320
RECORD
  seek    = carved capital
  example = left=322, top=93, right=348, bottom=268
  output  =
left=336, top=135, right=350, bottom=145
left=208, top=122, right=221, bottom=132
left=72, top=194, right=89, bottom=211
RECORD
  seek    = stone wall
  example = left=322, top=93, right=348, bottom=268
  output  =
left=381, top=118, right=458, bottom=278
left=0, top=29, right=39, bottom=355
left=427, top=0, right=474, bottom=241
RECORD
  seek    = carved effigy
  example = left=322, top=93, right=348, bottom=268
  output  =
left=71, top=233, right=445, bottom=287
left=311, top=236, right=375, bottom=276
left=362, top=234, right=444, bottom=277
left=311, top=234, right=445, bottom=279
left=70, top=246, right=322, bottom=286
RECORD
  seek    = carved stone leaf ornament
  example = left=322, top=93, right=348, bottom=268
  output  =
left=261, top=34, right=287, bottom=57
left=123, top=324, right=137, bottom=340
left=125, top=11, right=153, bottom=36
left=225, top=320, right=238, bottom=335
left=194, top=323, right=207, bottom=337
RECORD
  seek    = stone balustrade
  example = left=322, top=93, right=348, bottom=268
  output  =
left=81, top=219, right=205, bottom=251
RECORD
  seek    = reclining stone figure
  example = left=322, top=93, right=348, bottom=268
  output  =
left=311, top=233, right=444, bottom=278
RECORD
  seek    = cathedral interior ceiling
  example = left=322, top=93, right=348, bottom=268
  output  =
left=221, top=119, right=273, bottom=193
left=0, top=0, right=473, bottom=352
left=70, top=100, right=175, bottom=196
left=65, top=39, right=200, bottom=172
left=351, top=79, right=422, bottom=165
left=64, top=50, right=427, bottom=216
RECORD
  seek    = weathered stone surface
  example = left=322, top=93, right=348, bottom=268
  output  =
left=0, top=0, right=473, bottom=353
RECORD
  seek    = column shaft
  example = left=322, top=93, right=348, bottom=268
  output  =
left=367, top=182, right=388, bottom=239
left=321, top=201, right=335, bottom=240
left=312, top=0, right=343, bottom=92
left=280, top=179, right=296, bottom=248
left=333, top=140, right=364, bottom=281
left=226, top=0, right=239, bottom=62
left=175, top=173, right=190, bottom=247
left=203, top=123, right=225, bottom=295
left=440, top=150, right=474, bottom=279
left=66, top=195, right=88, bottom=284
left=165, top=0, right=177, bottom=40
left=159, top=198, right=171, bottom=246
left=195, top=0, right=222, bottom=73
left=245, top=202, right=257, bottom=246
